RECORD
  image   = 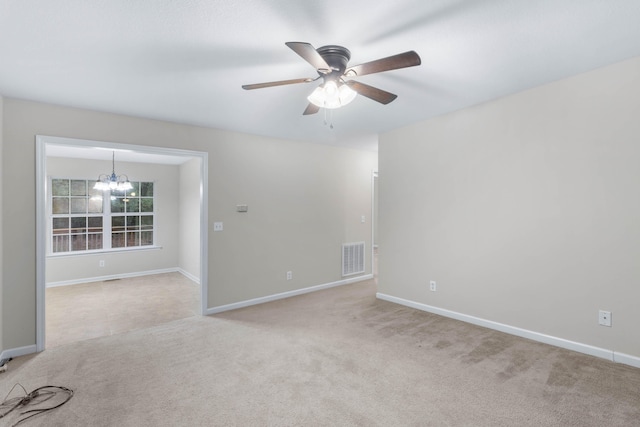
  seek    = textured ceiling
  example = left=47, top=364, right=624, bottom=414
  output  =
left=2, top=0, right=640, bottom=152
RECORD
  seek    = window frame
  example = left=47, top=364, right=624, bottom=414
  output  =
left=48, top=177, right=158, bottom=256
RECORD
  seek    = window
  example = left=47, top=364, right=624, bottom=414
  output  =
left=50, top=178, right=155, bottom=254
left=51, top=179, right=104, bottom=253
left=110, top=181, right=154, bottom=248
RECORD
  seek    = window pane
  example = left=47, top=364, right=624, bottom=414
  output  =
left=128, top=182, right=140, bottom=196
left=111, top=197, right=125, bottom=213
left=140, top=231, right=153, bottom=246
left=140, top=215, right=153, bottom=230
left=126, top=216, right=140, bottom=230
left=89, top=186, right=102, bottom=198
left=126, top=198, right=139, bottom=213
left=112, top=216, right=125, bottom=232
left=52, top=235, right=69, bottom=252
left=140, top=182, right=154, bottom=197
left=127, top=231, right=140, bottom=247
left=70, top=180, right=87, bottom=196
left=88, top=196, right=103, bottom=213
left=70, top=198, right=87, bottom=214
left=70, top=234, right=86, bottom=251
left=71, top=217, right=87, bottom=233
left=88, top=217, right=103, bottom=232
left=87, top=233, right=103, bottom=250
left=112, top=232, right=125, bottom=248
left=140, top=198, right=153, bottom=212
left=52, top=179, right=69, bottom=196
left=52, top=197, right=69, bottom=214
left=52, top=218, right=69, bottom=234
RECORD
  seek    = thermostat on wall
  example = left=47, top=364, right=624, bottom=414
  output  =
left=236, top=204, right=248, bottom=213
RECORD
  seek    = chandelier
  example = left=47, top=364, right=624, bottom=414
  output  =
left=93, top=151, right=133, bottom=192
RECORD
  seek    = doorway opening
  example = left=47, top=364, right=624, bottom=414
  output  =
left=35, top=135, right=209, bottom=351
left=372, top=171, right=378, bottom=284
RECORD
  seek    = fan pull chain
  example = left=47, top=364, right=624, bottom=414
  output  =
left=323, top=107, right=334, bottom=129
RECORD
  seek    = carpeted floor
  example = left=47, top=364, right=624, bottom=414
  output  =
left=2, top=279, right=639, bottom=426
left=45, top=272, right=200, bottom=348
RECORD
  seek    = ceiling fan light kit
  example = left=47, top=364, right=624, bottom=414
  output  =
left=307, top=80, right=357, bottom=109
left=242, top=42, right=421, bottom=115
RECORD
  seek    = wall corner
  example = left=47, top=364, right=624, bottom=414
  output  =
left=0, top=94, right=5, bottom=354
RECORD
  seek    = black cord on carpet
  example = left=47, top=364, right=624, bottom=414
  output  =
left=0, top=383, right=74, bottom=426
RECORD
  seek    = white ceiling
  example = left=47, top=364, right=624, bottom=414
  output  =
left=2, top=0, right=640, bottom=152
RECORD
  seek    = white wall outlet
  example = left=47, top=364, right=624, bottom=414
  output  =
left=361, top=215, right=366, bottom=224
left=598, top=310, right=612, bottom=327
left=429, top=280, right=437, bottom=292
left=99, top=260, right=105, bottom=267
left=286, top=271, right=293, bottom=280
left=213, top=222, right=223, bottom=232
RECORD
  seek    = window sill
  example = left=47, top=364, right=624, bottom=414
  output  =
left=47, top=245, right=163, bottom=258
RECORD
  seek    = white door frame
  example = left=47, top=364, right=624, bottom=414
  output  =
left=371, top=170, right=378, bottom=277
left=35, top=135, right=209, bottom=352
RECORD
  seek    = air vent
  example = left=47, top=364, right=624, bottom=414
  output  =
left=342, top=242, right=365, bottom=277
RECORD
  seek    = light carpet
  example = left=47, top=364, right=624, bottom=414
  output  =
left=1, top=279, right=639, bottom=426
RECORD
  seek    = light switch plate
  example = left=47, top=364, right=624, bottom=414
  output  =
left=213, top=222, right=223, bottom=232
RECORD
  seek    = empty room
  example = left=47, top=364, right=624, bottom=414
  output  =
left=1, top=1, right=640, bottom=425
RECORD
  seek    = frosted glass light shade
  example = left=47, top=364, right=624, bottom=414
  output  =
left=93, top=173, right=133, bottom=192
left=307, top=81, right=357, bottom=109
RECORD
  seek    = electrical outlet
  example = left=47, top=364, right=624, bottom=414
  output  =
left=598, top=310, right=612, bottom=327
left=286, top=271, right=293, bottom=280
left=99, top=260, right=105, bottom=267
left=213, top=222, right=223, bottom=232
left=429, top=280, right=436, bottom=292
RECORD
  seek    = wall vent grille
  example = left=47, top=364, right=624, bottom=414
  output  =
left=342, top=242, right=365, bottom=277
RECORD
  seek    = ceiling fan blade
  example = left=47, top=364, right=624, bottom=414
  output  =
left=285, top=42, right=331, bottom=73
left=345, top=51, right=421, bottom=77
left=345, top=80, right=397, bottom=104
left=242, top=78, right=313, bottom=90
left=303, top=103, right=320, bottom=115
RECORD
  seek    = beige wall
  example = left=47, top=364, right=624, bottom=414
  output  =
left=45, top=157, right=180, bottom=284
left=1, top=99, right=377, bottom=350
left=379, top=56, right=640, bottom=358
left=0, top=95, right=4, bottom=353
left=178, top=158, right=201, bottom=281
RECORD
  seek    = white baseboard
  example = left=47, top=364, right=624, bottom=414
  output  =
left=1, top=344, right=38, bottom=360
left=177, top=268, right=200, bottom=285
left=376, top=293, right=640, bottom=369
left=206, top=274, right=373, bottom=315
left=613, top=352, right=640, bottom=369
left=46, top=268, right=181, bottom=288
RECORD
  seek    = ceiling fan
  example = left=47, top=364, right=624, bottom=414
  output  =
left=242, top=42, right=421, bottom=115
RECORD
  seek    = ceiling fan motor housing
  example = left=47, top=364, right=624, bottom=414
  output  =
left=316, top=45, right=351, bottom=81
